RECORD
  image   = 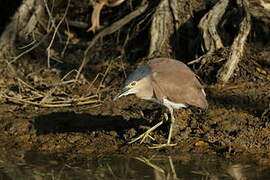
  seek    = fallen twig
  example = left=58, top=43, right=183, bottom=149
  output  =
left=5, top=95, right=99, bottom=107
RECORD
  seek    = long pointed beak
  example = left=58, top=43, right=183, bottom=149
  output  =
left=113, top=87, right=129, bottom=101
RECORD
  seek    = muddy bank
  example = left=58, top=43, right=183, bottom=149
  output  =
left=0, top=54, right=269, bottom=157
left=0, top=0, right=269, bottom=158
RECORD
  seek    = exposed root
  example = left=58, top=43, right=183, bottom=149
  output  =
left=148, top=0, right=203, bottom=58
left=248, top=0, right=270, bottom=25
left=0, top=0, right=45, bottom=68
left=217, top=0, right=251, bottom=83
left=0, top=0, right=72, bottom=70
left=198, top=0, right=228, bottom=54
left=87, top=0, right=126, bottom=33
left=87, top=0, right=107, bottom=33
left=148, top=0, right=174, bottom=58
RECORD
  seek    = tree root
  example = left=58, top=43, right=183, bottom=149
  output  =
left=148, top=0, right=196, bottom=58
left=198, top=0, right=229, bottom=54
left=87, top=0, right=126, bottom=33
left=0, top=0, right=45, bottom=63
left=217, top=0, right=251, bottom=84
left=148, top=0, right=174, bottom=58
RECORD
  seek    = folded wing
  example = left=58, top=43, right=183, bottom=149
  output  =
left=149, top=58, right=208, bottom=109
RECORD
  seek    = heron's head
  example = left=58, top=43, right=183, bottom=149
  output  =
left=113, top=65, right=150, bottom=100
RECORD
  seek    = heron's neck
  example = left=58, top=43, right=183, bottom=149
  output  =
left=135, top=76, right=153, bottom=100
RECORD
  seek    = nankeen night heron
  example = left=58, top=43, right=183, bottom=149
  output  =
left=114, top=58, right=208, bottom=148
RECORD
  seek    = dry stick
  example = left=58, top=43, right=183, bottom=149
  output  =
left=46, top=0, right=71, bottom=68
left=75, top=1, right=149, bottom=80
left=61, top=18, right=71, bottom=57
left=40, top=87, right=57, bottom=104
left=96, top=60, right=113, bottom=98
left=5, top=96, right=98, bottom=107
left=198, top=0, right=228, bottom=53
left=44, top=0, right=55, bottom=31
left=64, top=20, right=88, bottom=29
left=217, top=0, right=251, bottom=84
left=40, top=68, right=93, bottom=105
left=18, top=33, right=37, bottom=49
left=187, top=54, right=208, bottom=65
left=17, top=78, right=44, bottom=96
left=43, top=0, right=62, bottom=41
left=9, top=33, right=51, bottom=64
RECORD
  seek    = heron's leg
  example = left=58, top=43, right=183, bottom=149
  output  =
left=128, top=120, right=164, bottom=144
left=149, top=107, right=177, bottom=149
left=167, top=106, right=175, bottom=144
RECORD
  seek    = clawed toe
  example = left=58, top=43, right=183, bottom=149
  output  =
left=128, top=121, right=164, bottom=144
left=148, top=143, right=177, bottom=149
left=128, top=131, right=155, bottom=144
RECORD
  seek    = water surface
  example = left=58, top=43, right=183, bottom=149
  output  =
left=1, top=151, right=270, bottom=179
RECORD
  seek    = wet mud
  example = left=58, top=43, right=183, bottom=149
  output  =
left=0, top=0, right=269, bottom=161
left=0, top=50, right=269, bottom=158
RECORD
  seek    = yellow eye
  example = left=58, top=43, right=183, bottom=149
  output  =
left=129, top=81, right=137, bottom=87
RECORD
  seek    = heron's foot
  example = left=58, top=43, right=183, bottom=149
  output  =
left=128, top=129, right=156, bottom=144
left=128, top=120, right=164, bottom=144
left=148, top=143, right=177, bottom=149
